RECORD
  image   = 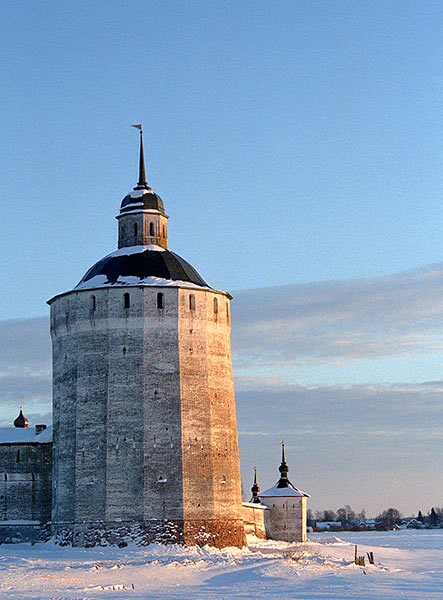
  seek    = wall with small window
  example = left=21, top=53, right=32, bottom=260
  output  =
left=260, top=495, right=307, bottom=542
left=177, top=290, right=232, bottom=327
left=117, top=212, right=168, bottom=249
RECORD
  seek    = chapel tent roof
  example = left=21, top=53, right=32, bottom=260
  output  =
left=259, top=441, right=310, bottom=498
left=259, top=482, right=310, bottom=498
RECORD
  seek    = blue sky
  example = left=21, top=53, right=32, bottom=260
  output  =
left=0, top=1, right=441, bottom=515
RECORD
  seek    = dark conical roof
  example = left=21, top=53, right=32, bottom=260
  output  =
left=276, top=441, right=290, bottom=488
left=120, top=125, right=166, bottom=216
left=75, top=245, right=210, bottom=290
left=14, top=408, right=29, bottom=428
left=250, top=467, right=261, bottom=503
left=120, top=189, right=165, bottom=215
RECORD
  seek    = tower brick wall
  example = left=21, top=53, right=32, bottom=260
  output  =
left=49, top=284, right=245, bottom=547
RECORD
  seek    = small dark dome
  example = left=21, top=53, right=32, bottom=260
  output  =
left=14, top=409, right=29, bottom=428
left=120, top=189, right=165, bottom=215
left=76, top=246, right=210, bottom=289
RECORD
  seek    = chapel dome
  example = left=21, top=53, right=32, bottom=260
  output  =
left=75, top=245, right=210, bottom=290
left=14, top=408, right=29, bottom=429
left=120, top=188, right=165, bottom=216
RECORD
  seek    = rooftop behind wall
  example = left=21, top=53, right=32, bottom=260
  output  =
left=0, top=426, right=53, bottom=445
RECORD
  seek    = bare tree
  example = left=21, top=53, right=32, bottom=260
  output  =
left=376, top=508, right=402, bottom=528
left=322, top=509, right=337, bottom=522
left=337, top=505, right=355, bottom=524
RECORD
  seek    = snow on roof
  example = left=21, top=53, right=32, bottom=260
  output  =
left=0, top=425, right=52, bottom=445
left=75, top=274, right=209, bottom=291
left=102, top=245, right=166, bottom=257
left=116, top=208, right=165, bottom=218
left=242, top=501, right=268, bottom=510
left=121, top=201, right=144, bottom=208
left=259, top=482, right=310, bottom=498
left=129, top=189, right=156, bottom=199
left=73, top=245, right=211, bottom=291
left=0, top=520, right=41, bottom=524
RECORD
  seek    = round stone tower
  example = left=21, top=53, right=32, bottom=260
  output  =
left=48, top=129, right=245, bottom=548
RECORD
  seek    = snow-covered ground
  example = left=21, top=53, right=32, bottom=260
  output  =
left=0, top=530, right=441, bottom=599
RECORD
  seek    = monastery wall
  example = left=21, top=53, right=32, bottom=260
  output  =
left=0, top=443, right=52, bottom=524
left=242, top=502, right=267, bottom=539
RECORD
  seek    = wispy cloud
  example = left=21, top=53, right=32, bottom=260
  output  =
left=231, top=262, right=443, bottom=367
left=236, top=376, right=443, bottom=513
left=0, top=317, right=51, bottom=424
left=0, top=264, right=441, bottom=513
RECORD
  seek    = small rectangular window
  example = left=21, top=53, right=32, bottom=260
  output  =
left=213, top=297, right=218, bottom=314
left=124, top=293, right=130, bottom=309
left=157, top=292, right=164, bottom=309
left=91, top=295, right=96, bottom=311
left=150, top=222, right=155, bottom=236
left=189, top=294, right=195, bottom=311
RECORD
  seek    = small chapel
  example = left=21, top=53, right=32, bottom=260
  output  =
left=0, top=129, right=309, bottom=546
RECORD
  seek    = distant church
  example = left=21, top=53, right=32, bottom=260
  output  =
left=0, top=129, right=309, bottom=547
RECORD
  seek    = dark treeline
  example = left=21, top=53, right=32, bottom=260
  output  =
left=308, top=505, right=443, bottom=531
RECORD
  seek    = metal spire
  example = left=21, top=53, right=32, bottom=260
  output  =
left=251, top=467, right=260, bottom=502
left=276, top=440, right=290, bottom=488
left=131, top=124, right=149, bottom=190
left=281, top=439, right=286, bottom=464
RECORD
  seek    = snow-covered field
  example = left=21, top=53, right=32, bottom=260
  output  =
left=0, top=530, right=441, bottom=599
